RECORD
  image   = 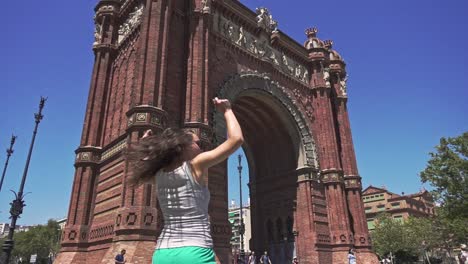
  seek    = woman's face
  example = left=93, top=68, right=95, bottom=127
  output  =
left=184, top=133, right=202, bottom=159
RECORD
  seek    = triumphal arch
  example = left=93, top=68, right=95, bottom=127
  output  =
left=55, top=0, right=378, bottom=263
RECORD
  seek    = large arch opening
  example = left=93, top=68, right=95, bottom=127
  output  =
left=217, top=72, right=319, bottom=263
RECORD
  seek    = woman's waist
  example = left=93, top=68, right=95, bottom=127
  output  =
left=162, top=218, right=210, bottom=230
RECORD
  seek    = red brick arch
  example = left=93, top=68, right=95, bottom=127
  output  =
left=55, top=0, right=378, bottom=263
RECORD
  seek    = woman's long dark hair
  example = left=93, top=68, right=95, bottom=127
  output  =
left=126, top=128, right=193, bottom=184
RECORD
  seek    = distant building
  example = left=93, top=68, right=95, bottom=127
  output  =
left=17, top=226, right=31, bottom=232
left=57, top=218, right=67, bottom=230
left=0, top=223, right=32, bottom=236
left=0, top=223, right=9, bottom=237
left=362, top=186, right=435, bottom=230
left=228, top=201, right=252, bottom=254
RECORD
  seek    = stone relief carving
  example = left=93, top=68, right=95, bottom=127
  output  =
left=323, top=68, right=331, bottom=87
left=255, top=7, right=278, bottom=33
left=215, top=12, right=308, bottom=84
left=339, top=75, right=348, bottom=96
left=118, top=4, right=144, bottom=44
left=270, top=50, right=280, bottom=66
left=236, top=26, right=247, bottom=47
left=222, top=21, right=235, bottom=41
left=295, top=64, right=302, bottom=79
left=93, top=21, right=102, bottom=46
left=282, top=53, right=294, bottom=75
left=248, top=39, right=258, bottom=55
left=302, top=69, right=309, bottom=83
left=201, top=0, right=211, bottom=14
left=257, top=40, right=268, bottom=58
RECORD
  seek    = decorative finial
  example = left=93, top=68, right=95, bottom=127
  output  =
left=324, top=40, right=333, bottom=49
left=305, top=27, right=318, bottom=38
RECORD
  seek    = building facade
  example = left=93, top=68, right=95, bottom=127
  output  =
left=0, top=223, right=9, bottom=238
left=228, top=206, right=252, bottom=254
left=55, top=0, right=378, bottom=263
left=362, top=186, right=435, bottom=230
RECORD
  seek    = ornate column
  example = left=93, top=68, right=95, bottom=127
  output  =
left=81, top=0, right=119, bottom=147
left=305, top=27, right=353, bottom=263
left=325, top=42, right=377, bottom=263
left=60, top=0, right=120, bottom=257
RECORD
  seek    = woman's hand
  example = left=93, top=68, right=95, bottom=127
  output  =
left=212, top=97, right=232, bottom=113
left=142, top=129, right=153, bottom=139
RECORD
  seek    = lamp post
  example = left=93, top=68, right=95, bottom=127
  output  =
left=0, top=135, right=17, bottom=192
left=237, top=154, right=245, bottom=263
left=1, top=97, right=46, bottom=264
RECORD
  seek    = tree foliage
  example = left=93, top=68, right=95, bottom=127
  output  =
left=420, top=132, right=468, bottom=219
left=0, top=219, right=61, bottom=264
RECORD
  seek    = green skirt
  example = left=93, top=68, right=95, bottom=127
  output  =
left=152, top=246, right=216, bottom=264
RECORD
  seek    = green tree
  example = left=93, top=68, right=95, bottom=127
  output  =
left=371, top=214, right=412, bottom=257
left=10, top=219, right=61, bottom=264
left=420, top=132, right=468, bottom=219
left=420, top=132, right=468, bottom=246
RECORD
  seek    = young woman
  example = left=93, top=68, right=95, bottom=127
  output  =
left=128, top=97, right=243, bottom=264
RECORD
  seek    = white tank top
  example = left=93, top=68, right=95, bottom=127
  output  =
left=155, top=161, right=213, bottom=249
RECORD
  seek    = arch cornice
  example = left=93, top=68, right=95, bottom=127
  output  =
left=213, top=71, right=319, bottom=169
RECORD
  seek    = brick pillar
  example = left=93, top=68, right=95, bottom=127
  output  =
left=132, top=0, right=173, bottom=107
left=56, top=2, right=120, bottom=263
left=309, top=58, right=353, bottom=263
left=333, top=96, right=370, bottom=246
left=295, top=167, right=321, bottom=264
left=331, top=71, right=378, bottom=263
left=80, top=1, right=119, bottom=147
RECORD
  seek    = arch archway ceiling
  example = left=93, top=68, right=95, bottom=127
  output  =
left=232, top=93, right=297, bottom=182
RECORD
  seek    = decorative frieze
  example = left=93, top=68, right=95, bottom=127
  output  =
left=101, top=139, right=127, bottom=161
left=118, top=4, right=144, bottom=44
left=213, top=11, right=309, bottom=84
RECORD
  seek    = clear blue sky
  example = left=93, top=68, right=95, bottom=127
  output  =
left=1, top=0, right=467, bottom=225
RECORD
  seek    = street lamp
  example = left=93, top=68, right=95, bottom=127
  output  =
left=237, top=154, right=245, bottom=264
left=0, top=135, right=17, bottom=192
left=1, top=97, right=47, bottom=264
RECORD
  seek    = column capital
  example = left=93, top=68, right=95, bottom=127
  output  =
left=126, top=105, right=168, bottom=133
left=320, top=169, right=344, bottom=184
left=74, top=146, right=102, bottom=167
left=344, top=175, right=362, bottom=190
left=296, top=166, right=319, bottom=183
